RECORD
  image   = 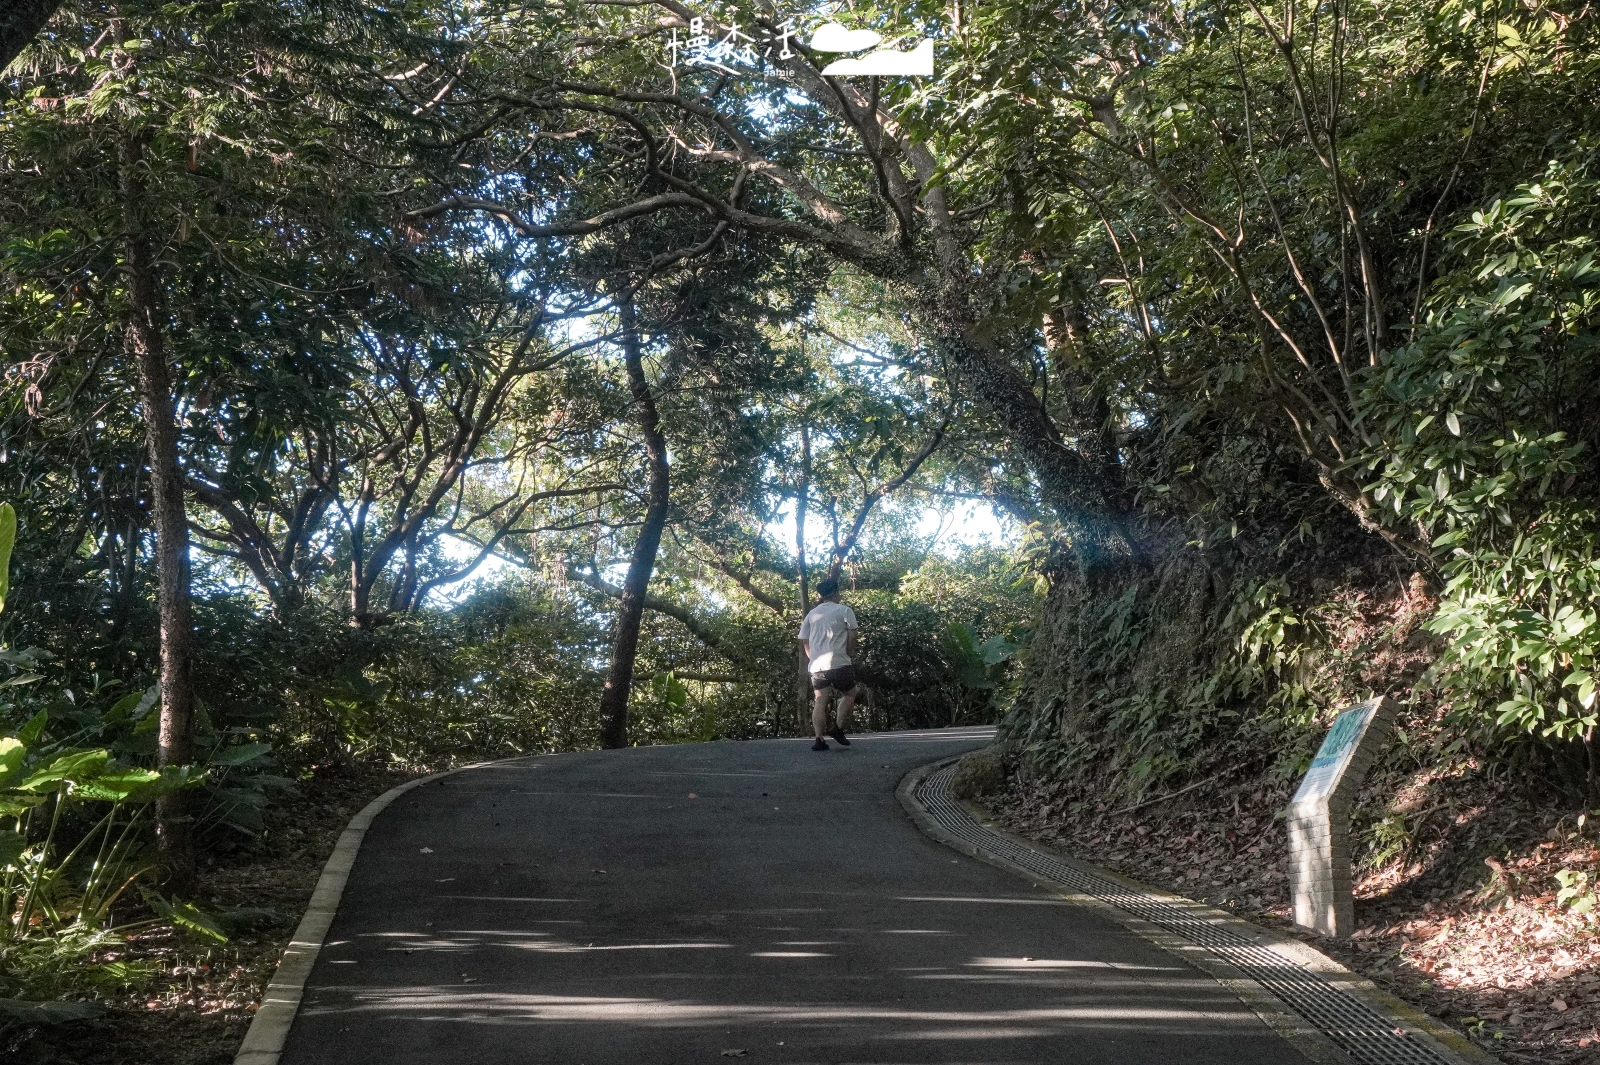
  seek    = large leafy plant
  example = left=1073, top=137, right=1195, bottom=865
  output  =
left=0, top=502, right=219, bottom=1021
left=1362, top=149, right=1600, bottom=739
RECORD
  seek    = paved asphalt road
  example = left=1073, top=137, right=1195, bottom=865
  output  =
left=280, top=727, right=1311, bottom=1064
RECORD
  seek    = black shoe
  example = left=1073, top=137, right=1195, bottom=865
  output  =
left=828, top=727, right=850, bottom=747
left=811, top=738, right=829, bottom=751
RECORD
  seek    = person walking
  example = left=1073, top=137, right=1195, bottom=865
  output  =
left=798, top=576, right=858, bottom=751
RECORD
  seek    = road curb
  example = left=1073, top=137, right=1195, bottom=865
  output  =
left=896, top=756, right=1501, bottom=1065
left=232, top=764, right=483, bottom=1065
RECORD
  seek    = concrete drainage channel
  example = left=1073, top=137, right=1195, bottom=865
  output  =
left=903, top=759, right=1495, bottom=1065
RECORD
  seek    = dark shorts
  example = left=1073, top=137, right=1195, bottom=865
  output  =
left=810, top=664, right=858, bottom=694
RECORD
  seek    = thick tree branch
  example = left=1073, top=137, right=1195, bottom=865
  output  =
left=406, top=191, right=708, bottom=237
left=698, top=552, right=788, bottom=615
left=570, top=566, right=734, bottom=659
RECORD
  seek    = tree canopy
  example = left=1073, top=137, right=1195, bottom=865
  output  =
left=4, top=0, right=1600, bottom=1013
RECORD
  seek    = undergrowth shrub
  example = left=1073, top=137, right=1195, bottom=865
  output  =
left=1005, top=540, right=1439, bottom=804
left=0, top=502, right=227, bottom=1032
left=1363, top=145, right=1600, bottom=747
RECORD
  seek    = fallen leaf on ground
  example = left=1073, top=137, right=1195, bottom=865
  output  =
left=986, top=690, right=1600, bottom=1065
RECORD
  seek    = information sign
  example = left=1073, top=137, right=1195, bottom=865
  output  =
left=1286, top=696, right=1397, bottom=937
left=1292, top=699, right=1381, bottom=805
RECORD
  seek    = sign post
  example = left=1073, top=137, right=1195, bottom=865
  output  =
left=1286, top=696, right=1397, bottom=937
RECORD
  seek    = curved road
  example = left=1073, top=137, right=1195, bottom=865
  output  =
left=280, top=728, right=1310, bottom=1064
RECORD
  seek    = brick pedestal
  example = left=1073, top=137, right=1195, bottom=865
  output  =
left=1285, top=696, right=1397, bottom=938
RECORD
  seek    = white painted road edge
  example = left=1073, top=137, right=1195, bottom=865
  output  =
left=231, top=765, right=477, bottom=1065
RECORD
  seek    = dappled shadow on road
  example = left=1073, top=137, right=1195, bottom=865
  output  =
left=285, top=729, right=1296, bottom=1063
left=360, top=929, right=734, bottom=955
left=305, top=978, right=1267, bottom=1036
left=303, top=925, right=1280, bottom=1053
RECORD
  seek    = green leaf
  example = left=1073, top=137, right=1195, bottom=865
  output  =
left=651, top=672, right=688, bottom=709
left=1446, top=411, right=1461, bottom=436
left=105, top=691, right=144, bottom=723
left=0, top=794, right=46, bottom=817
left=14, top=749, right=109, bottom=792
left=977, top=634, right=1016, bottom=666
left=0, top=501, right=15, bottom=614
left=149, top=897, right=230, bottom=942
left=208, top=741, right=272, bottom=767
left=70, top=767, right=163, bottom=802
left=0, top=828, right=25, bottom=868
left=0, top=735, right=25, bottom=788
left=120, top=764, right=208, bottom=803
left=17, top=709, right=48, bottom=745
left=0, top=647, right=49, bottom=669
left=131, top=685, right=159, bottom=721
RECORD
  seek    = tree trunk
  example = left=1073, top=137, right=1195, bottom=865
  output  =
left=120, top=131, right=196, bottom=888
left=927, top=287, right=1143, bottom=581
left=794, top=422, right=812, bottom=733
left=1045, top=304, right=1127, bottom=508
left=598, top=302, right=670, bottom=750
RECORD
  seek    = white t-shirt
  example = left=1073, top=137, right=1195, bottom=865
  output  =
left=799, top=600, right=858, bottom=672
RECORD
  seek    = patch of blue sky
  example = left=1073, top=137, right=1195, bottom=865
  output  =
left=763, top=492, right=1016, bottom=567
left=914, top=498, right=1017, bottom=553
left=427, top=534, right=521, bottom=606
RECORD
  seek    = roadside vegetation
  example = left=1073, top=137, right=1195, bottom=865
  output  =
left=4, top=0, right=1600, bottom=1061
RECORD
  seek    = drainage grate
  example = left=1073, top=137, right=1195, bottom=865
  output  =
left=916, top=765, right=1457, bottom=1065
